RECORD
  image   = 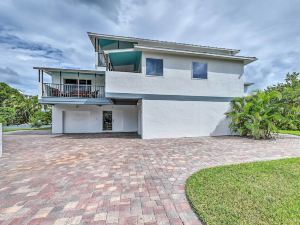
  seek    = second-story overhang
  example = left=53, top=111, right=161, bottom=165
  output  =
left=133, top=45, right=257, bottom=65
left=88, top=32, right=241, bottom=56
left=33, top=67, right=105, bottom=76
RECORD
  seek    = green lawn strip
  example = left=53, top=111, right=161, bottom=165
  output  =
left=3, top=127, right=51, bottom=132
left=186, top=158, right=300, bottom=225
left=279, top=130, right=300, bottom=136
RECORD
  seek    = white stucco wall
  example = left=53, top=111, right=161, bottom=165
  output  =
left=106, top=52, right=245, bottom=98
left=52, top=104, right=138, bottom=133
left=141, top=99, right=231, bottom=139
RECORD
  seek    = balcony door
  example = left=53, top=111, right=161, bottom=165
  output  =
left=103, top=111, right=112, bottom=131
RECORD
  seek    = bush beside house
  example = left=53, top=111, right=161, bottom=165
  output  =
left=227, top=72, right=300, bottom=139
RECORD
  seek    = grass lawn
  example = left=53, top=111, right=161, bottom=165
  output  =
left=3, top=127, right=51, bottom=132
left=279, top=130, right=300, bottom=136
left=186, top=158, right=300, bottom=225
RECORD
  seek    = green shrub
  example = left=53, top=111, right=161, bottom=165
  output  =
left=29, top=111, right=51, bottom=127
left=227, top=72, right=300, bottom=139
left=0, top=107, right=16, bottom=126
left=227, top=91, right=283, bottom=139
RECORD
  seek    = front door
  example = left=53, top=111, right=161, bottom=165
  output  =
left=103, top=111, right=112, bottom=131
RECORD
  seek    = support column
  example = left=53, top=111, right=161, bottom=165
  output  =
left=41, top=70, right=44, bottom=96
left=77, top=72, right=80, bottom=98
left=95, top=74, right=96, bottom=98
left=59, top=71, right=62, bottom=97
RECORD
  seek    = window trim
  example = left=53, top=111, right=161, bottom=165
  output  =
left=145, top=58, right=164, bottom=77
left=191, top=62, right=208, bottom=80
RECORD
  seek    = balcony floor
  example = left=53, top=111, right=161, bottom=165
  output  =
left=39, top=97, right=113, bottom=105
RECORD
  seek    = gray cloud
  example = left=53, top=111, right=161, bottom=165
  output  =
left=0, top=30, right=64, bottom=60
left=0, top=67, right=23, bottom=85
left=0, top=0, right=299, bottom=94
left=68, top=0, right=121, bottom=22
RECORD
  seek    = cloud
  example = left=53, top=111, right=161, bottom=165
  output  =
left=0, top=67, right=23, bottom=85
left=0, top=29, right=64, bottom=60
left=68, top=0, right=121, bottom=22
left=0, top=0, right=299, bottom=95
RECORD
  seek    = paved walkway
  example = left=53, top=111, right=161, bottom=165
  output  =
left=1, top=132, right=300, bottom=225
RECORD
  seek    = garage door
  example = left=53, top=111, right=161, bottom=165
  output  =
left=63, top=111, right=91, bottom=133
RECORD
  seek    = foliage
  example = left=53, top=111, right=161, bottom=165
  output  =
left=279, top=130, right=300, bottom=136
left=30, top=111, right=51, bottom=127
left=266, top=72, right=300, bottom=130
left=0, top=82, right=51, bottom=126
left=186, top=157, right=300, bottom=225
left=227, top=72, right=300, bottom=139
left=227, top=90, right=283, bottom=139
left=0, top=107, right=16, bottom=126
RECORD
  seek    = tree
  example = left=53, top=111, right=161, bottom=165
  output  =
left=267, top=72, right=300, bottom=130
left=0, top=107, right=16, bottom=125
left=0, top=82, right=49, bottom=125
left=30, top=111, right=51, bottom=127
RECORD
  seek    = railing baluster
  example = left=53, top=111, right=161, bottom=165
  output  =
left=42, top=83, right=105, bottom=99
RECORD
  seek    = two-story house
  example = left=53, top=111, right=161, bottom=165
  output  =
left=34, top=32, right=256, bottom=139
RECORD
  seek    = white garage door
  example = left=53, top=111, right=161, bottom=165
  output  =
left=63, top=111, right=91, bottom=133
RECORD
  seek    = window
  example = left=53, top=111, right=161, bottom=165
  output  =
left=79, top=80, right=91, bottom=85
left=146, top=58, right=163, bottom=76
left=65, top=79, right=77, bottom=84
left=192, top=62, right=207, bottom=79
left=64, top=79, right=91, bottom=85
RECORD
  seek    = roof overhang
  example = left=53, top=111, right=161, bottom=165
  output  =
left=134, top=45, right=257, bottom=65
left=244, top=82, right=255, bottom=87
left=33, top=67, right=105, bottom=75
left=87, top=32, right=240, bottom=55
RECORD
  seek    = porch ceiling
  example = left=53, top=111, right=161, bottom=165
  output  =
left=109, top=51, right=141, bottom=71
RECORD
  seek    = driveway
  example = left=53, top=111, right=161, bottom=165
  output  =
left=1, top=132, right=300, bottom=225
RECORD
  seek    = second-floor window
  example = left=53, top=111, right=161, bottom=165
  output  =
left=192, top=62, right=208, bottom=79
left=65, top=79, right=91, bottom=85
left=146, top=58, right=163, bottom=76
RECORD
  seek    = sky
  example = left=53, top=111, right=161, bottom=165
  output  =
left=0, top=0, right=299, bottom=95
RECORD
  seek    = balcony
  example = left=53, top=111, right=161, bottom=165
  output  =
left=33, top=67, right=113, bottom=105
left=43, top=83, right=105, bottom=98
left=39, top=83, right=112, bottom=105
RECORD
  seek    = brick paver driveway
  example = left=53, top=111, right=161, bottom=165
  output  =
left=1, top=131, right=300, bottom=225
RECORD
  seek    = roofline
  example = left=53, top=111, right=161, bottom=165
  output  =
left=134, top=45, right=257, bottom=65
left=87, top=32, right=241, bottom=54
left=33, top=67, right=105, bottom=74
left=244, top=82, right=255, bottom=86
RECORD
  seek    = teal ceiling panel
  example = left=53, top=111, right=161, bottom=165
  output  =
left=109, top=51, right=141, bottom=71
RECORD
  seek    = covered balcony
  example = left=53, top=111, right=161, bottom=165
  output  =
left=34, top=67, right=112, bottom=105
left=94, top=37, right=142, bottom=73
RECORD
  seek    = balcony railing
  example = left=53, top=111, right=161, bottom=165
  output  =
left=43, top=83, right=105, bottom=98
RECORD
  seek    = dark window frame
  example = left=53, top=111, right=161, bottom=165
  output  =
left=192, top=62, right=208, bottom=79
left=146, top=58, right=163, bottom=76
